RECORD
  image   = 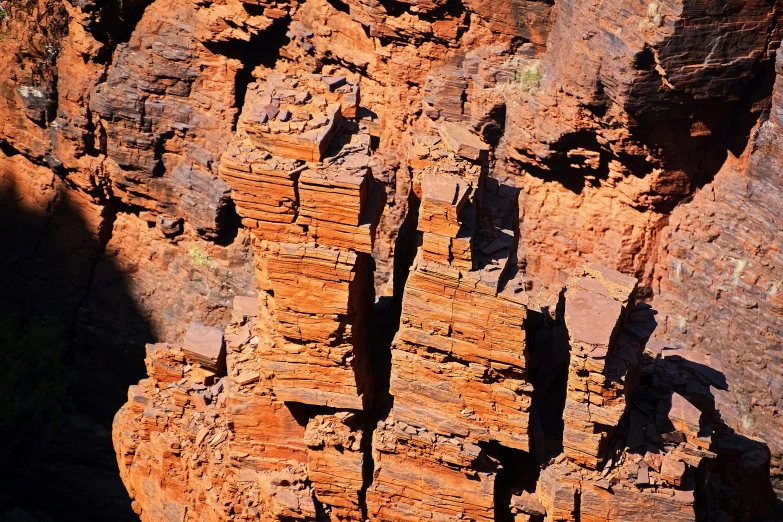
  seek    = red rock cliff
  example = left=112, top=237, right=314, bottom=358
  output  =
left=1, top=0, right=783, bottom=519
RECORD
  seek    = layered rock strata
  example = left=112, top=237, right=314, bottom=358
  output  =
left=4, top=0, right=783, bottom=518
left=116, top=254, right=778, bottom=521
left=366, top=126, right=528, bottom=520
left=115, top=63, right=386, bottom=521
left=115, top=111, right=779, bottom=520
left=219, top=68, right=382, bottom=411
left=561, top=264, right=640, bottom=468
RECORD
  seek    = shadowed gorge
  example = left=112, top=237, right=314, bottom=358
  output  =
left=0, top=159, right=147, bottom=520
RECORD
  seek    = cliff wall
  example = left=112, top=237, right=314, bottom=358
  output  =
left=1, top=0, right=783, bottom=519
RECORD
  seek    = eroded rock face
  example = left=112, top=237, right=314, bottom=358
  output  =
left=2, top=0, right=783, bottom=519
left=113, top=95, right=778, bottom=521
left=651, top=44, right=783, bottom=493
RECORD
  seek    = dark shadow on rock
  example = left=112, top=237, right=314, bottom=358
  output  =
left=512, top=130, right=614, bottom=195
left=634, top=338, right=782, bottom=521
left=0, top=163, right=151, bottom=520
left=625, top=52, right=777, bottom=213
left=526, top=293, right=570, bottom=463
left=532, top=283, right=781, bottom=519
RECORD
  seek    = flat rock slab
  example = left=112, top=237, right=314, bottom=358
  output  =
left=439, top=122, right=489, bottom=161
left=565, top=287, right=622, bottom=355
left=183, top=322, right=225, bottom=372
left=233, top=295, right=258, bottom=318
left=669, top=392, right=701, bottom=436
left=572, top=262, right=637, bottom=306
left=322, top=75, right=347, bottom=91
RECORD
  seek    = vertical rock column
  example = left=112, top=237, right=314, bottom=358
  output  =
left=529, top=265, right=728, bottom=522
left=219, top=70, right=382, bottom=410
left=367, top=124, right=531, bottom=521
left=561, top=264, right=640, bottom=468
left=217, top=68, right=382, bottom=521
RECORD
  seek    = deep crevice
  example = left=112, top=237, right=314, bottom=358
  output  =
left=486, top=441, right=541, bottom=522
left=526, top=288, right=569, bottom=462
left=214, top=199, right=242, bottom=247
left=203, top=14, right=294, bottom=126
left=376, top=0, right=408, bottom=18
left=325, top=0, right=351, bottom=15
left=91, top=0, right=155, bottom=56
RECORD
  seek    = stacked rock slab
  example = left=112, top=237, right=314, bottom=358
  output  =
left=303, top=413, right=366, bottom=521
left=518, top=268, right=779, bottom=522
left=528, top=310, right=775, bottom=522
left=114, top=265, right=777, bottom=521
left=114, top=297, right=374, bottom=521
left=218, top=69, right=381, bottom=411
left=562, top=264, right=640, bottom=468
left=115, top=308, right=317, bottom=521
left=367, top=123, right=530, bottom=521
left=368, top=417, right=497, bottom=522
left=217, top=68, right=377, bottom=520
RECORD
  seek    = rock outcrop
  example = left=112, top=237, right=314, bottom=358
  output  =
left=114, top=109, right=778, bottom=520
left=651, top=39, right=783, bottom=493
left=3, top=0, right=783, bottom=519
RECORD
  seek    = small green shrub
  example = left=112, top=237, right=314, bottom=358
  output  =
left=515, top=61, right=542, bottom=93
left=189, top=246, right=211, bottom=266
left=0, top=8, right=8, bottom=23
left=496, top=58, right=542, bottom=97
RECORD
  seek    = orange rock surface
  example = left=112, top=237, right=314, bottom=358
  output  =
left=2, top=0, right=783, bottom=519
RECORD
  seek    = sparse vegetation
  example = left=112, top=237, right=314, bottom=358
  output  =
left=496, top=58, right=542, bottom=97
left=648, top=0, right=661, bottom=18
left=640, top=0, right=663, bottom=30
left=676, top=315, right=688, bottom=334
left=189, top=246, right=212, bottom=267
left=0, top=2, right=8, bottom=42
left=734, top=391, right=755, bottom=431
left=769, top=278, right=782, bottom=297
left=515, top=60, right=542, bottom=93
left=732, top=258, right=748, bottom=287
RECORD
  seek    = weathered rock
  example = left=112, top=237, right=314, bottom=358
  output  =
left=255, top=241, right=375, bottom=409
left=304, top=414, right=365, bottom=520
left=4, top=0, right=783, bottom=519
left=562, top=263, right=640, bottom=468
left=182, top=323, right=225, bottom=372
left=366, top=417, right=497, bottom=522
left=439, top=122, right=490, bottom=161
left=651, top=45, right=783, bottom=488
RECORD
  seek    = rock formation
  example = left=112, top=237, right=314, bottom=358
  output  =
left=2, top=0, right=783, bottom=519
left=114, top=101, right=778, bottom=520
